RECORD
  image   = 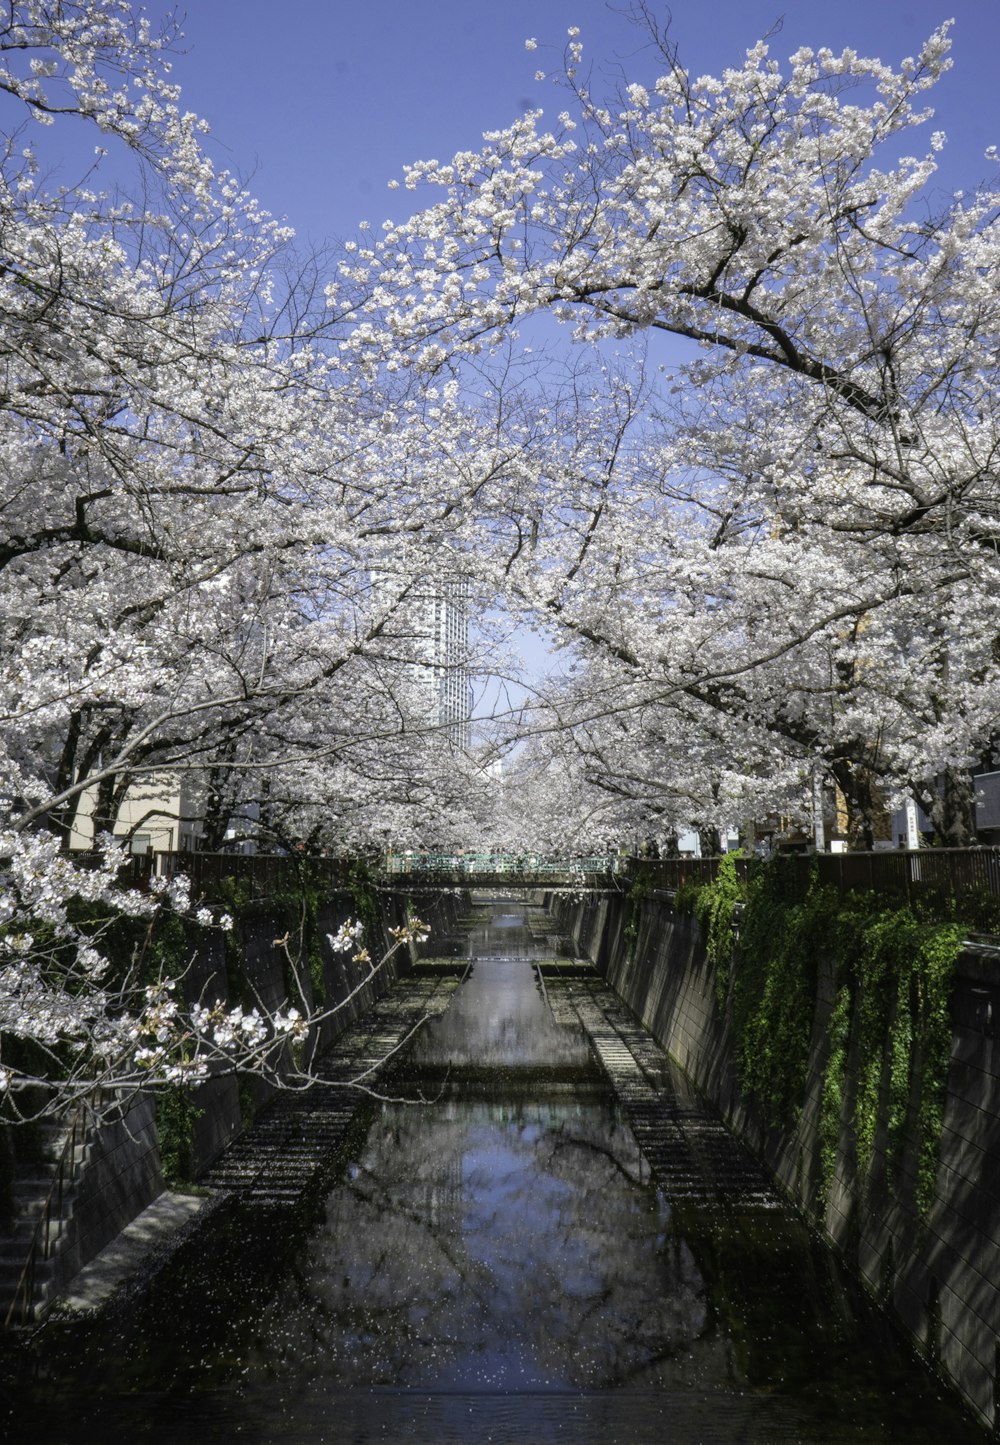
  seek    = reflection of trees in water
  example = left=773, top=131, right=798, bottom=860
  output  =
left=251, top=1098, right=710, bottom=1390
left=408, top=958, right=591, bottom=1070
left=543, top=1121, right=652, bottom=1193
left=668, top=1204, right=899, bottom=1396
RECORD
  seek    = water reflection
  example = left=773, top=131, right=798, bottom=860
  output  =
left=251, top=902, right=687, bottom=1392
left=2, top=895, right=989, bottom=1444
left=254, top=1096, right=701, bottom=1393
left=408, top=957, right=590, bottom=1069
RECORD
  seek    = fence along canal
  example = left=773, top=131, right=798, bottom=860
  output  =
left=3, top=894, right=989, bottom=1443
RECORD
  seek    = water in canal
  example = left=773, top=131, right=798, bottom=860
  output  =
left=2, top=897, right=988, bottom=1443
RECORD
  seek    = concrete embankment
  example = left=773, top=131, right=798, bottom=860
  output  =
left=1, top=884, right=466, bottom=1324
left=551, top=885, right=1000, bottom=1434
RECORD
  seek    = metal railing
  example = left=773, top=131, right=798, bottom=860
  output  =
left=623, top=848, right=1000, bottom=907
left=386, top=852, right=618, bottom=877
left=118, top=850, right=622, bottom=895
left=624, top=856, right=727, bottom=892
left=92, top=844, right=1000, bottom=906
left=816, top=847, right=1000, bottom=901
left=119, top=850, right=359, bottom=897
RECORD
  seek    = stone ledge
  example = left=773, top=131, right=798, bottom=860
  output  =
left=53, top=1190, right=213, bottom=1315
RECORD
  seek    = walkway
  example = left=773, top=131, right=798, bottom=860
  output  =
left=200, top=971, right=462, bottom=1203
left=544, top=967, right=780, bottom=1209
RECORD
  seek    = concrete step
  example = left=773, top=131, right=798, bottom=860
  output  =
left=0, top=1114, right=94, bottom=1326
left=545, top=975, right=785, bottom=1212
left=0, top=1249, right=59, bottom=1284
left=2, top=1204, right=76, bottom=1246
left=198, top=978, right=454, bottom=1205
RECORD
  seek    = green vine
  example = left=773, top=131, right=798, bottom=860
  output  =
left=818, top=983, right=851, bottom=1201
left=833, top=906, right=961, bottom=1216
left=156, top=1085, right=203, bottom=1189
left=671, top=879, right=701, bottom=916
left=623, top=867, right=653, bottom=961
left=692, top=852, right=745, bottom=1006
left=213, top=866, right=330, bottom=1008
left=731, top=863, right=835, bottom=1122
left=285, top=870, right=329, bottom=1005
left=692, top=857, right=965, bottom=1220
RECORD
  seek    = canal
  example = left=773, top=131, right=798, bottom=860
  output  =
left=1, top=896, right=988, bottom=1442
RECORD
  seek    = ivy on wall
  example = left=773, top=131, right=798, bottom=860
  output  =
left=345, top=859, right=383, bottom=961
left=680, top=858, right=967, bottom=1218
left=623, top=867, right=654, bottom=961
left=731, top=862, right=837, bottom=1125
left=156, top=1085, right=203, bottom=1189
left=818, top=983, right=852, bottom=1206
left=838, top=907, right=961, bottom=1216
left=693, top=852, right=746, bottom=1007
left=213, top=869, right=329, bottom=1010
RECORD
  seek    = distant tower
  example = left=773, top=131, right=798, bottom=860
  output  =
left=373, top=571, right=473, bottom=748
left=421, top=577, right=473, bottom=748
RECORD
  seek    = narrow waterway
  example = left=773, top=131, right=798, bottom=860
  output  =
left=2, top=896, right=988, bottom=1443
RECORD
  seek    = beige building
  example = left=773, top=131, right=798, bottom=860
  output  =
left=70, top=772, right=202, bottom=854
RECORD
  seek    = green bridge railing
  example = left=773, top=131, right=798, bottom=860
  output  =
left=385, top=852, right=618, bottom=877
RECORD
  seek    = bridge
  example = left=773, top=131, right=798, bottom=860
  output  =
left=384, top=852, right=621, bottom=891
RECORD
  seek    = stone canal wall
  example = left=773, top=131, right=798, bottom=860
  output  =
left=48, top=1093, right=161, bottom=1300
left=184, top=882, right=459, bottom=1183
left=553, top=886, right=1000, bottom=1434
left=9, top=884, right=465, bottom=1316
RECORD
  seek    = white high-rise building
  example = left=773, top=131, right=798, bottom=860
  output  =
left=430, top=579, right=473, bottom=747
left=373, top=572, right=473, bottom=748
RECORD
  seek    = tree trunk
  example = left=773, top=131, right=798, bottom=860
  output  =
left=915, top=768, right=977, bottom=848
left=830, top=758, right=882, bottom=851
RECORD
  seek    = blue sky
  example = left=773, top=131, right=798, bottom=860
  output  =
left=173, top=0, right=1000, bottom=249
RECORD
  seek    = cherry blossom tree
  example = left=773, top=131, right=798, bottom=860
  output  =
left=0, top=827, right=429, bottom=1121
left=340, top=13, right=1000, bottom=846
left=0, top=2, right=505, bottom=1115
left=8, top=0, right=1000, bottom=1122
